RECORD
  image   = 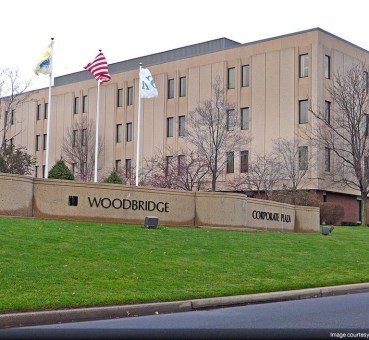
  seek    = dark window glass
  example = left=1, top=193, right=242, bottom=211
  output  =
left=324, top=55, right=331, bottom=79
left=116, top=124, right=122, bottom=143
left=226, top=152, right=234, bottom=173
left=299, top=100, right=308, bottom=124
left=299, top=54, right=309, bottom=78
left=82, top=95, right=88, bottom=113
left=74, top=97, right=79, bottom=114
left=167, top=117, right=173, bottom=137
left=241, top=65, right=249, bottom=87
left=241, top=107, right=249, bottom=130
left=37, top=104, right=41, bottom=120
left=324, top=148, right=331, bottom=172
left=298, top=146, right=308, bottom=170
left=179, top=77, right=186, bottom=97
left=240, top=150, right=249, bottom=173
left=36, top=135, right=40, bottom=151
left=168, top=79, right=174, bottom=99
left=178, top=116, right=185, bottom=136
left=228, top=67, right=235, bottom=89
left=126, top=123, right=132, bottom=142
left=127, top=87, right=133, bottom=106
left=324, top=101, right=331, bottom=124
left=227, top=110, right=235, bottom=131
left=117, top=89, right=123, bottom=107
left=43, top=134, right=47, bottom=150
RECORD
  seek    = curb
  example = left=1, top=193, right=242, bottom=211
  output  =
left=1, top=282, right=369, bottom=329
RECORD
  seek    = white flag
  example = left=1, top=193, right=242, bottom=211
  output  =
left=139, top=68, right=158, bottom=98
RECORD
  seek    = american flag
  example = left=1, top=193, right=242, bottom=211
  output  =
left=84, top=51, right=111, bottom=84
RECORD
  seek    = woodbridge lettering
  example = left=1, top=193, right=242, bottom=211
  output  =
left=88, top=197, right=169, bottom=213
left=251, top=210, right=291, bottom=223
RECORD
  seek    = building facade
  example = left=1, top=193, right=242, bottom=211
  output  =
left=3, top=28, right=369, bottom=223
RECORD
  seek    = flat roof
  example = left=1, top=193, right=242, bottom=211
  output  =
left=54, top=27, right=369, bottom=87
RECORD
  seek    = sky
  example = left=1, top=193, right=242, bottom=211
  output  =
left=2, top=0, right=369, bottom=91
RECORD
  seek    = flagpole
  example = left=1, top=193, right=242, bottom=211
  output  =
left=94, top=73, right=101, bottom=183
left=135, top=63, right=143, bottom=186
left=45, top=37, right=54, bottom=179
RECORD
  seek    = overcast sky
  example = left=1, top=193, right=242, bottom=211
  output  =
left=2, top=0, right=369, bottom=90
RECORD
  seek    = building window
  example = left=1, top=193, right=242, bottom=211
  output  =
left=178, top=155, right=185, bottom=175
left=127, top=87, right=133, bottom=106
left=299, top=54, right=309, bottom=78
left=115, top=159, right=121, bottom=171
left=9, top=138, right=14, bottom=147
left=72, top=130, right=78, bottom=147
left=37, top=104, right=41, bottom=120
left=167, top=117, right=173, bottom=137
left=42, top=165, right=46, bottom=178
left=82, top=95, right=88, bottom=113
left=179, top=77, right=186, bottom=97
left=365, top=71, right=369, bottom=94
left=240, top=150, right=249, bottom=173
left=72, top=163, right=77, bottom=176
left=324, top=55, right=331, bottom=79
left=125, top=159, right=131, bottom=178
left=226, top=110, right=235, bottom=131
left=74, top=97, right=79, bottom=114
left=44, top=103, right=48, bottom=119
left=178, top=115, right=185, bottom=136
left=116, top=124, right=122, bottom=143
left=43, top=134, right=47, bottom=150
left=241, top=65, right=249, bottom=87
left=324, top=101, right=331, bottom=124
left=81, top=162, right=87, bottom=176
left=126, top=123, right=133, bottom=142
left=35, top=166, right=39, bottom=178
left=168, top=79, right=174, bottom=99
left=299, top=100, right=308, bottom=124
left=228, top=67, right=235, bottom=89
left=36, top=135, right=40, bottom=151
left=241, top=107, right=249, bottom=130
left=298, top=146, right=308, bottom=171
left=81, top=128, right=87, bottom=146
left=117, top=88, right=123, bottom=107
left=324, top=147, right=331, bottom=172
left=226, top=152, right=234, bottom=173
left=165, top=156, right=173, bottom=177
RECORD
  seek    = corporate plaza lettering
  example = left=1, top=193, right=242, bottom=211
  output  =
left=252, top=210, right=291, bottom=223
left=88, top=197, right=169, bottom=213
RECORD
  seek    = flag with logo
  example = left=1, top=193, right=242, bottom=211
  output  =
left=84, top=51, right=111, bottom=84
left=139, top=68, right=158, bottom=98
left=34, top=43, right=52, bottom=75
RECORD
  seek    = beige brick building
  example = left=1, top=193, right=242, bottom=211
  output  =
left=4, top=27, right=369, bottom=222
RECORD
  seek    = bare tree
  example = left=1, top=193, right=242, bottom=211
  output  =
left=231, top=153, right=283, bottom=198
left=186, top=76, right=251, bottom=191
left=310, top=61, right=369, bottom=226
left=0, top=68, right=32, bottom=150
left=61, top=117, right=103, bottom=181
left=273, top=138, right=313, bottom=204
left=175, top=150, right=209, bottom=191
left=142, top=151, right=178, bottom=189
left=141, top=149, right=208, bottom=191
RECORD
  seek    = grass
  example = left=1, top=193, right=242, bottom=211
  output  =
left=0, top=217, right=369, bottom=313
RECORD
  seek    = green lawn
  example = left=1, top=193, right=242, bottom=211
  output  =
left=0, top=217, right=368, bottom=313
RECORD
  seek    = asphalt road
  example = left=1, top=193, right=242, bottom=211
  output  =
left=2, top=291, right=369, bottom=339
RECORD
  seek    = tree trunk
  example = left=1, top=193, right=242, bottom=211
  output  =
left=212, top=155, right=218, bottom=191
left=361, top=194, right=368, bottom=227
left=211, top=171, right=216, bottom=191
